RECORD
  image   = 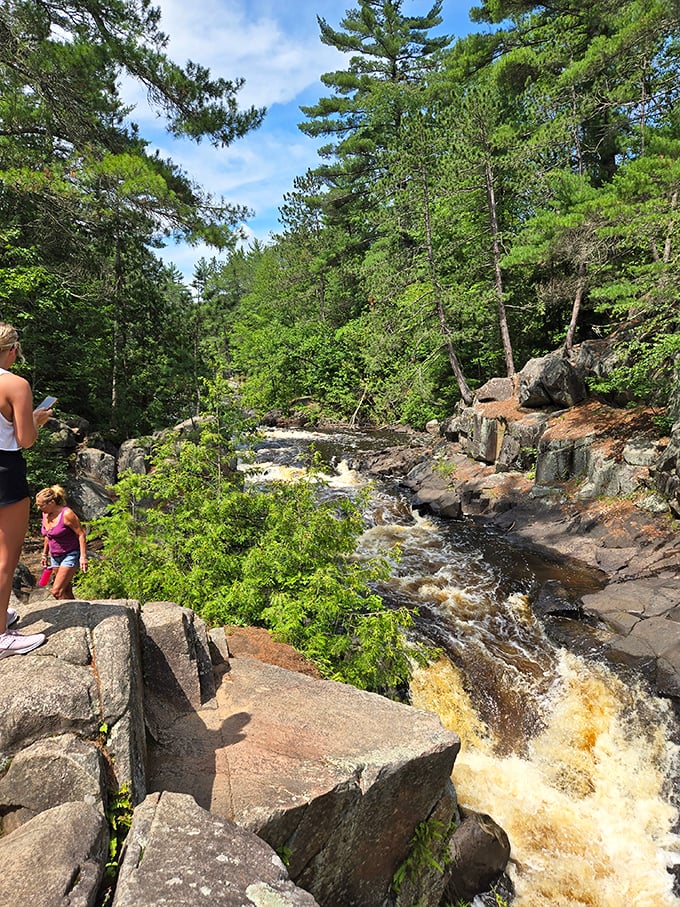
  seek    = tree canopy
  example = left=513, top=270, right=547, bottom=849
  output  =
left=212, top=0, right=680, bottom=427
left=5, top=0, right=680, bottom=697
left=2, top=0, right=679, bottom=432
left=0, top=0, right=264, bottom=435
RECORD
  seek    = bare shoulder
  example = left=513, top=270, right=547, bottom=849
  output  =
left=63, top=507, right=82, bottom=525
left=0, top=370, right=30, bottom=394
left=0, top=371, right=30, bottom=413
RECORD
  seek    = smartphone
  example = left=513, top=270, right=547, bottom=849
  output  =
left=36, top=395, right=57, bottom=410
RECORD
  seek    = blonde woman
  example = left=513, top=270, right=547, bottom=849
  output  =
left=0, top=323, right=53, bottom=657
left=36, top=485, right=87, bottom=600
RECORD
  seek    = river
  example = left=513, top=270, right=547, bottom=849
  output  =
left=249, top=426, right=680, bottom=907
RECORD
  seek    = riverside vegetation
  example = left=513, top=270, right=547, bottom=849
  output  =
left=74, top=378, right=432, bottom=696
left=3, top=4, right=680, bottom=904
left=3, top=0, right=680, bottom=705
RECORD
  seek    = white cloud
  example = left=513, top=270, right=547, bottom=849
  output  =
left=122, top=1, right=476, bottom=280
left=139, top=0, right=343, bottom=111
left=116, top=0, right=345, bottom=280
left=149, top=121, right=320, bottom=239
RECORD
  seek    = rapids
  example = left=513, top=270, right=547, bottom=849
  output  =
left=248, top=426, right=680, bottom=906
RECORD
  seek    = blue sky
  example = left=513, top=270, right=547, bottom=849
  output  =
left=123, top=1, right=479, bottom=281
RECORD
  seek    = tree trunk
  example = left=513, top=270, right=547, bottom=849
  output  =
left=564, top=261, right=586, bottom=353
left=111, top=232, right=124, bottom=421
left=434, top=296, right=474, bottom=405
left=484, top=159, right=515, bottom=377
left=420, top=169, right=474, bottom=405
left=571, top=84, right=584, bottom=176
left=663, top=190, right=677, bottom=265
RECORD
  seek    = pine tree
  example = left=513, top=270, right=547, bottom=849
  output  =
left=298, top=0, right=451, bottom=293
left=0, top=0, right=265, bottom=431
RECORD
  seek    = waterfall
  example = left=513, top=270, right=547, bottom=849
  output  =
left=413, top=644, right=680, bottom=906
left=250, top=426, right=680, bottom=905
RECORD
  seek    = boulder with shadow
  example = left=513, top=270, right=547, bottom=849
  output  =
left=444, top=809, right=512, bottom=904
left=518, top=354, right=586, bottom=409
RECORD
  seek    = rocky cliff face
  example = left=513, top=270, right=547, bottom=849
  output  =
left=0, top=596, right=467, bottom=907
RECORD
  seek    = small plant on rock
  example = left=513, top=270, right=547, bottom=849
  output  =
left=99, top=783, right=133, bottom=905
left=433, top=458, right=457, bottom=479
left=392, top=816, right=455, bottom=903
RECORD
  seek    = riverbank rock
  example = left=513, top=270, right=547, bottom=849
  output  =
left=0, top=801, right=109, bottom=907
left=112, top=791, right=319, bottom=907
left=355, top=401, right=680, bottom=707
left=657, top=419, right=680, bottom=517
left=445, top=809, right=512, bottom=904
left=579, top=571, right=680, bottom=698
left=0, top=596, right=467, bottom=907
left=517, top=353, right=586, bottom=409
left=146, top=646, right=461, bottom=907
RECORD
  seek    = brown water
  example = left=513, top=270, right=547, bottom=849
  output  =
left=252, top=428, right=680, bottom=906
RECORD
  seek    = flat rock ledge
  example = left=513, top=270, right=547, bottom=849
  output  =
left=0, top=595, right=470, bottom=907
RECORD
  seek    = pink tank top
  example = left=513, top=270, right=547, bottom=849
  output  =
left=42, top=508, right=79, bottom=556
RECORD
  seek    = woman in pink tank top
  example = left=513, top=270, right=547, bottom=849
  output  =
left=36, top=485, right=88, bottom=600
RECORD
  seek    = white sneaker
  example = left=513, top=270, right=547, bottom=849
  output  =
left=6, top=607, right=18, bottom=627
left=0, top=630, right=45, bottom=658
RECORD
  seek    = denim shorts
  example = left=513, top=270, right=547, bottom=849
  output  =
left=50, top=550, right=79, bottom=568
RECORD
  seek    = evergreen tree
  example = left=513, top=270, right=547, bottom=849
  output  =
left=469, top=0, right=680, bottom=184
left=298, top=0, right=451, bottom=307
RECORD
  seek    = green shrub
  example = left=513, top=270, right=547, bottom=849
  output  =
left=77, top=385, right=428, bottom=694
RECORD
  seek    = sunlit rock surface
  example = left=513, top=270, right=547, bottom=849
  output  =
left=0, top=598, right=462, bottom=907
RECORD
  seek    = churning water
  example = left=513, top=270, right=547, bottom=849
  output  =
left=250, top=427, right=680, bottom=906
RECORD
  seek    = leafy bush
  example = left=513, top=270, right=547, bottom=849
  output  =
left=77, top=388, right=425, bottom=693
left=587, top=332, right=680, bottom=411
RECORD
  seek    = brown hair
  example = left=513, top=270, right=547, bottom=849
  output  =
left=36, top=485, right=67, bottom=506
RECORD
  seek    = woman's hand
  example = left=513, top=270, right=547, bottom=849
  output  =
left=33, top=406, right=53, bottom=428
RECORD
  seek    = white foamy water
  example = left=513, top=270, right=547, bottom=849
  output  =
left=243, top=457, right=368, bottom=490
left=412, top=655, right=680, bottom=907
left=361, top=491, right=680, bottom=904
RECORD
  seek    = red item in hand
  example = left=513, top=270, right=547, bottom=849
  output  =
left=38, top=567, right=52, bottom=587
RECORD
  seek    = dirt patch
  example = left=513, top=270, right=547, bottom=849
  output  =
left=571, top=497, right=672, bottom=546
left=224, top=625, right=322, bottom=678
left=541, top=401, right=665, bottom=459
left=476, top=398, right=539, bottom=422
left=21, top=535, right=44, bottom=574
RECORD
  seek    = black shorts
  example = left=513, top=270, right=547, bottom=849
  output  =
left=0, top=449, right=29, bottom=507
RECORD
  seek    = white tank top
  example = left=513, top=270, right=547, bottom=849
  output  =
left=0, top=368, right=20, bottom=450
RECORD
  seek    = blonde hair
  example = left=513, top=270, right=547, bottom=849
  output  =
left=0, top=322, right=23, bottom=361
left=36, top=485, right=67, bottom=506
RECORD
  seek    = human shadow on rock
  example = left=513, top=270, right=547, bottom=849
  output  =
left=142, top=635, right=251, bottom=815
